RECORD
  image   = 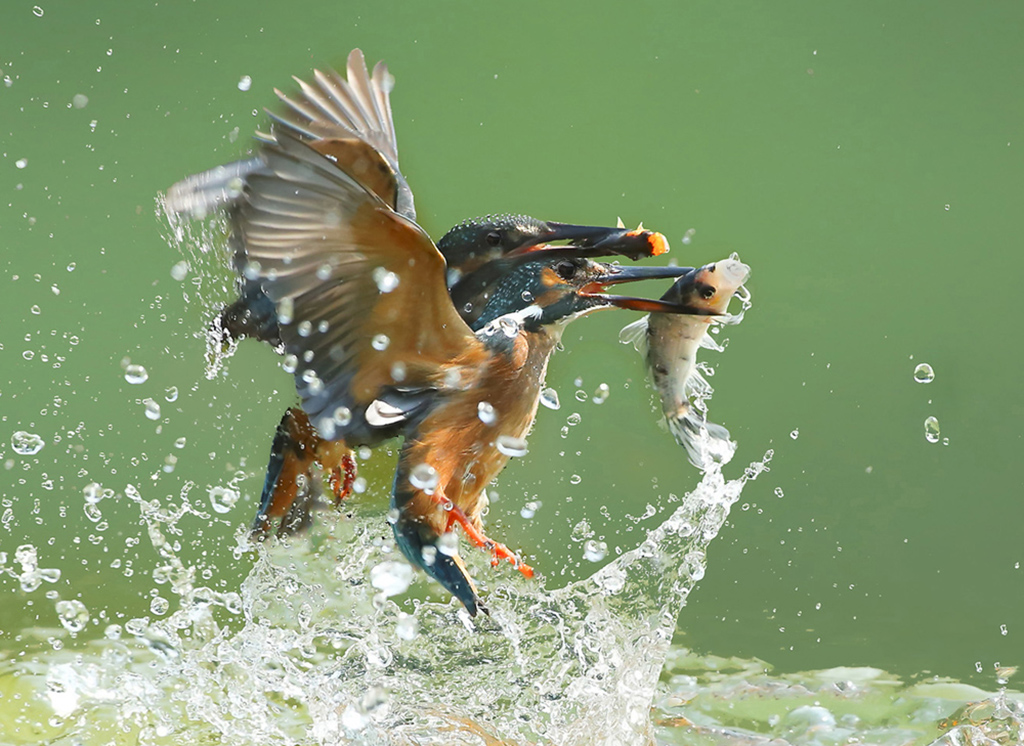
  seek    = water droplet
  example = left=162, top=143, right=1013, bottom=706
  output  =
left=209, top=486, right=239, bottom=514
left=169, top=260, right=188, bottom=281
left=540, top=388, right=560, bottom=410
left=944, top=204, right=950, bottom=211
left=566, top=413, right=582, bottom=427
left=72, top=93, right=88, bottom=109
left=592, top=383, right=610, bottom=404
left=370, top=561, right=414, bottom=597
left=520, top=290, right=533, bottom=302
left=520, top=500, right=540, bottom=519
left=15, top=158, right=28, bottom=169
left=276, top=297, right=293, bottom=324
left=30, top=304, right=41, bottom=315
left=142, top=398, right=161, bottom=420
left=390, top=361, right=406, bottom=382
left=164, top=386, right=178, bottom=402
left=569, top=474, right=582, bottom=485
left=1000, top=624, right=1008, bottom=636
left=352, top=477, right=367, bottom=494
left=789, top=429, right=799, bottom=440
left=282, top=354, right=298, bottom=373
left=334, top=406, right=353, bottom=427
left=913, top=363, right=935, bottom=384
left=437, top=532, right=459, bottom=556
left=150, top=596, right=169, bottom=615
left=409, top=463, right=439, bottom=494
left=396, top=613, right=419, bottom=640
left=574, top=390, right=588, bottom=402
left=477, top=401, right=496, bottom=425
left=174, top=437, right=187, bottom=449
left=55, top=599, right=89, bottom=634
left=124, top=364, right=148, bottom=384
left=66, top=262, right=76, bottom=272
left=372, top=267, right=400, bottom=293
left=420, top=544, right=437, bottom=566
left=32, top=6, right=44, bottom=17
left=12, top=431, right=44, bottom=455
left=583, top=539, right=608, bottom=562
left=358, top=446, right=372, bottom=460
left=774, top=487, right=785, bottom=498
left=297, top=320, right=313, bottom=337
left=371, top=333, right=390, bottom=351
left=341, top=705, right=368, bottom=731
left=84, top=503, right=102, bottom=522
left=237, top=75, right=252, bottom=91
left=496, top=434, right=528, bottom=457
left=924, top=416, right=940, bottom=443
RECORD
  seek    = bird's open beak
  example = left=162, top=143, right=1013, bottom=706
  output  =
left=579, top=264, right=720, bottom=315
left=511, top=222, right=670, bottom=261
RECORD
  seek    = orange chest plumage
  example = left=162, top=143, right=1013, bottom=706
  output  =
left=400, top=327, right=558, bottom=534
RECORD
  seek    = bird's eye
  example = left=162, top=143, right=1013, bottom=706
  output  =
left=485, top=231, right=502, bottom=247
left=700, top=284, right=716, bottom=300
left=555, top=261, right=577, bottom=280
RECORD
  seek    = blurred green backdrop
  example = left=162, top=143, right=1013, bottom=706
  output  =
left=2, top=0, right=1022, bottom=688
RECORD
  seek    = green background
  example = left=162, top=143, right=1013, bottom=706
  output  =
left=2, top=0, right=1022, bottom=689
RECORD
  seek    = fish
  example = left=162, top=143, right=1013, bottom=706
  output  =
left=619, top=257, right=750, bottom=469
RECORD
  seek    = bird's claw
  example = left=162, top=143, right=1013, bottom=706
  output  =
left=443, top=505, right=534, bottom=578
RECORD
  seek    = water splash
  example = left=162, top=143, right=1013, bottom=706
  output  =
left=1, top=447, right=770, bottom=746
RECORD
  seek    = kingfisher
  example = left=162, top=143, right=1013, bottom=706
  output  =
left=166, top=51, right=687, bottom=613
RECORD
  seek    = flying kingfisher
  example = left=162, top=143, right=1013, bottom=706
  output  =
left=166, top=50, right=688, bottom=613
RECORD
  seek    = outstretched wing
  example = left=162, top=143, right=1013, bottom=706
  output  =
left=235, top=131, right=478, bottom=433
left=166, top=49, right=415, bottom=222
left=269, top=49, right=416, bottom=221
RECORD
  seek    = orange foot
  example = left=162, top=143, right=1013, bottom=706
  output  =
left=319, top=444, right=357, bottom=503
left=442, top=502, right=534, bottom=579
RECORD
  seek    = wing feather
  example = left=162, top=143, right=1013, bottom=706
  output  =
left=235, top=132, right=477, bottom=426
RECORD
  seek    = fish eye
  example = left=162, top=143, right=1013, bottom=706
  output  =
left=700, top=284, right=716, bottom=300
left=555, top=260, right=577, bottom=280
left=485, top=231, right=502, bottom=247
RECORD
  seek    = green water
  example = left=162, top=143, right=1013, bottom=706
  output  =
left=2, top=0, right=1023, bottom=740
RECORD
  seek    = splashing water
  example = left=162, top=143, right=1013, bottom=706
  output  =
left=2, top=449, right=771, bottom=746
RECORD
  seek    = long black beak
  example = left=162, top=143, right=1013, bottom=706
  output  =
left=581, top=264, right=721, bottom=315
left=510, top=222, right=669, bottom=261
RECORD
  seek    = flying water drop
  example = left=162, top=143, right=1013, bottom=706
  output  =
left=409, top=463, right=439, bottom=494
left=209, top=486, right=239, bottom=514
left=124, top=364, right=148, bottom=384
left=584, top=540, right=608, bottom=562
left=924, top=416, right=940, bottom=444
left=142, top=398, right=161, bottom=421
left=369, top=561, right=414, bottom=597
left=477, top=401, right=496, bottom=425
left=54, top=600, right=89, bottom=634
left=496, top=435, right=528, bottom=457
left=913, top=363, right=935, bottom=384
left=540, top=387, right=560, bottom=410
left=12, top=431, right=45, bottom=455
left=372, top=267, right=400, bottom=293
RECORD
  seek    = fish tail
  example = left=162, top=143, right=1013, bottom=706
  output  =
left=667, top=405, right=736, bottom=469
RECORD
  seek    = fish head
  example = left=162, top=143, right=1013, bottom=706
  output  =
left=662, top=257, right=750, bottom=314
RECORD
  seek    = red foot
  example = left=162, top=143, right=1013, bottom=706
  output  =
left=441, top=501, right=534, bottom=579
left=327, top=452, right=357, bottom=503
